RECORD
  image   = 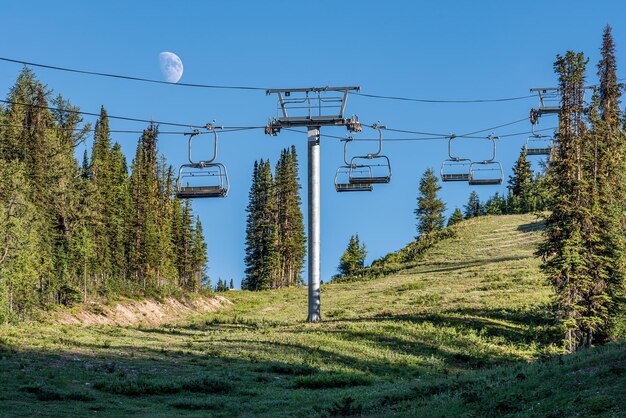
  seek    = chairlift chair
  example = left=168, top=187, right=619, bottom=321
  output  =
left=525, top=134, right=553, bottom=156
left=468, top=161, right=504, bottom=185
left=176, top=126, right=230, bottom=199
left=177, top=163, right=229, bottom=198
left=348, top=124, right=392, bottom=185
left=334, top=136, right=373, bottom=192
left=440, top=135, right=471, bottom=182
left=334, top=166, right=373, bottom=192
left=468, top=135, right=504, bottom=186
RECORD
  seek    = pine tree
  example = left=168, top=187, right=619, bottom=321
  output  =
left=464, top=191, right=481, bottom=219
left=244, top=161, right=262, bottom=290
left=507, top=148, right=534, bottom=213
left=538, top=50, right=589, bottom=352
left=244, top=160, right=280, bottom=290
left=447, top=208, right=464, bottom=227
left=109, top=143, right=130, bottom=283
left=484, top=192, right=505, bottom=215
left=0, top=69, right=88, bottom=307
left=0, top=161, right=43, bottom=321
left=128, top=124, right=162, bottom=289
left=176, top=200, right=194, bottom=290
left=191, top=216, right=208, bottom=291
left=584, top=25, right=626, bottom=344
left=415, top=168, right=446, bottom=239
left=89, top=107, right=113, bottom=284
left=338, top=234, right=367, bottom=277
left=275, top=147, right=306, bottom=287
left=229, top=279, right=234, bottom=289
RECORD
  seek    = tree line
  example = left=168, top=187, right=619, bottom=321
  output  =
left=454, top=148, right=549, bottom=222
left=0, top=69, right=208, bottom=322
left=243, top=146, right=307, bottom=290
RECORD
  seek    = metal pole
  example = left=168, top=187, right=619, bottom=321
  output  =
left=307, top=126, right=321, bottom=322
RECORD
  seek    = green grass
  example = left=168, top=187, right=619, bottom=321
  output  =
left=0, top=214, right=624, bottom=417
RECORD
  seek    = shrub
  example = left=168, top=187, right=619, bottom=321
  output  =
left=181, top=377, right=232, bottom=394
left=293, top=373, right=371, bottom=389
left=21, top=385, right=94, bottom=401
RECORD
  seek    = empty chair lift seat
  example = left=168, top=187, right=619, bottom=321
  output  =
left=468, top=161, right=503, bottom=185
left=335, top=182, right=373, bottom=192
left=525, top=136, right=553, bottom=156
left=177, top=185, right=227, bottom=198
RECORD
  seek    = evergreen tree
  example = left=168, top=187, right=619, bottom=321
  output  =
left=484, top=192, right=505, bottom=215
left=89, top=107, right=113, bottom=284
left=464, top=191, right=481, bottom=219
left=338, top=234, right=367, bottom=277
left=128, top=124, right=167, bottom=290
left=415, top=168, right=446, bottom=239
left=109, top=143, right=130, bottom=282
left=539, top=33, right=626, bottom=349
left=507, top=148, right=534, bottom=213
left=229, top=278, right=234, bottom=289
left=584, top=25, right=626, bottom=344
left=538, top=50, right=590, bottom=352
left=191, top=216, right=208, bottom=291
left=447, top=208, right=464, bottom=227
left=244, top=160, right=280, bottom=290
left=275, top=146, right=306, bottom=287
left=0, top=161, right=43, bottom=321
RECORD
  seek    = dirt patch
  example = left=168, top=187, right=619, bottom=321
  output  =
left=51, top=295, right=232, bottom=327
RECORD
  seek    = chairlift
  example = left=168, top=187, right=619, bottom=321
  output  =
left=348, top=124, right=392, bottom=184
left=468, top=162, right=504, bottom=185
left=334, top=137, right=373, bottom=192
left=525, top=134, right=553, bottom=156
left=440, top=135, right=471, bottom=182
left=468, top=135, right=504, bottom=186
left=335, top=166, right=373, bottom=192
left=176, top=126, right=230, bottom=198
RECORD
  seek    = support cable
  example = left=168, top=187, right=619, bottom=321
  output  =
left=0, top=57, right=267, bottom=91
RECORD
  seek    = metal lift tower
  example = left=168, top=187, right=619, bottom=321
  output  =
left=265, top=86, right=362, bottom=322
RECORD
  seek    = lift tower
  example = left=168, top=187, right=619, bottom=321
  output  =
left=265, top=86, right=362, bottom=322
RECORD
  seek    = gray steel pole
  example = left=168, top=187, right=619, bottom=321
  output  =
left=307, top=126, right=321, bottom=322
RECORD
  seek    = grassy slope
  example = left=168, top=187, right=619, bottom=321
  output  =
left=0, top=214, right=624, bottom=417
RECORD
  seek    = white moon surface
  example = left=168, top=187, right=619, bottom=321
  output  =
left=159, top=52, right=183, bottom=83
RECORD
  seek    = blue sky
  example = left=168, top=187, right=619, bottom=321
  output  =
left=2, top=1, right=625, bottom=287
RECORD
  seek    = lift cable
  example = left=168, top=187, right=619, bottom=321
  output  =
left=353, top=91, right=534, bottom=104
left=0, top=98, right=207, bottom=128
left=0, top=122, right=223, bottom=135
left=0, top=57, right=266, bottom=91
left=282, top=126, right=555, bottom=142
left=0, top=98, right=263, bottom=131
left=362, top=124, right=448, bottom=137
left=458, top=117, right=529, bottom=137
left=0, top=100, right=550, bottom=143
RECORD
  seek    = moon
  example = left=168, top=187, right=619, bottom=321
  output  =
left=159, top=52, right=183, bottom=83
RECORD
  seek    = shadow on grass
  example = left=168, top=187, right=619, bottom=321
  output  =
left=517, top=220, right=545, bottom=233
left=0, top=303, right=563, bottom=417
left=0, top=339, right=376, bottom=417
left=413, top=255, right=531, bottom=275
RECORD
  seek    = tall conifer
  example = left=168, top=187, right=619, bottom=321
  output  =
left=415, top=168, right=446, bottom=238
